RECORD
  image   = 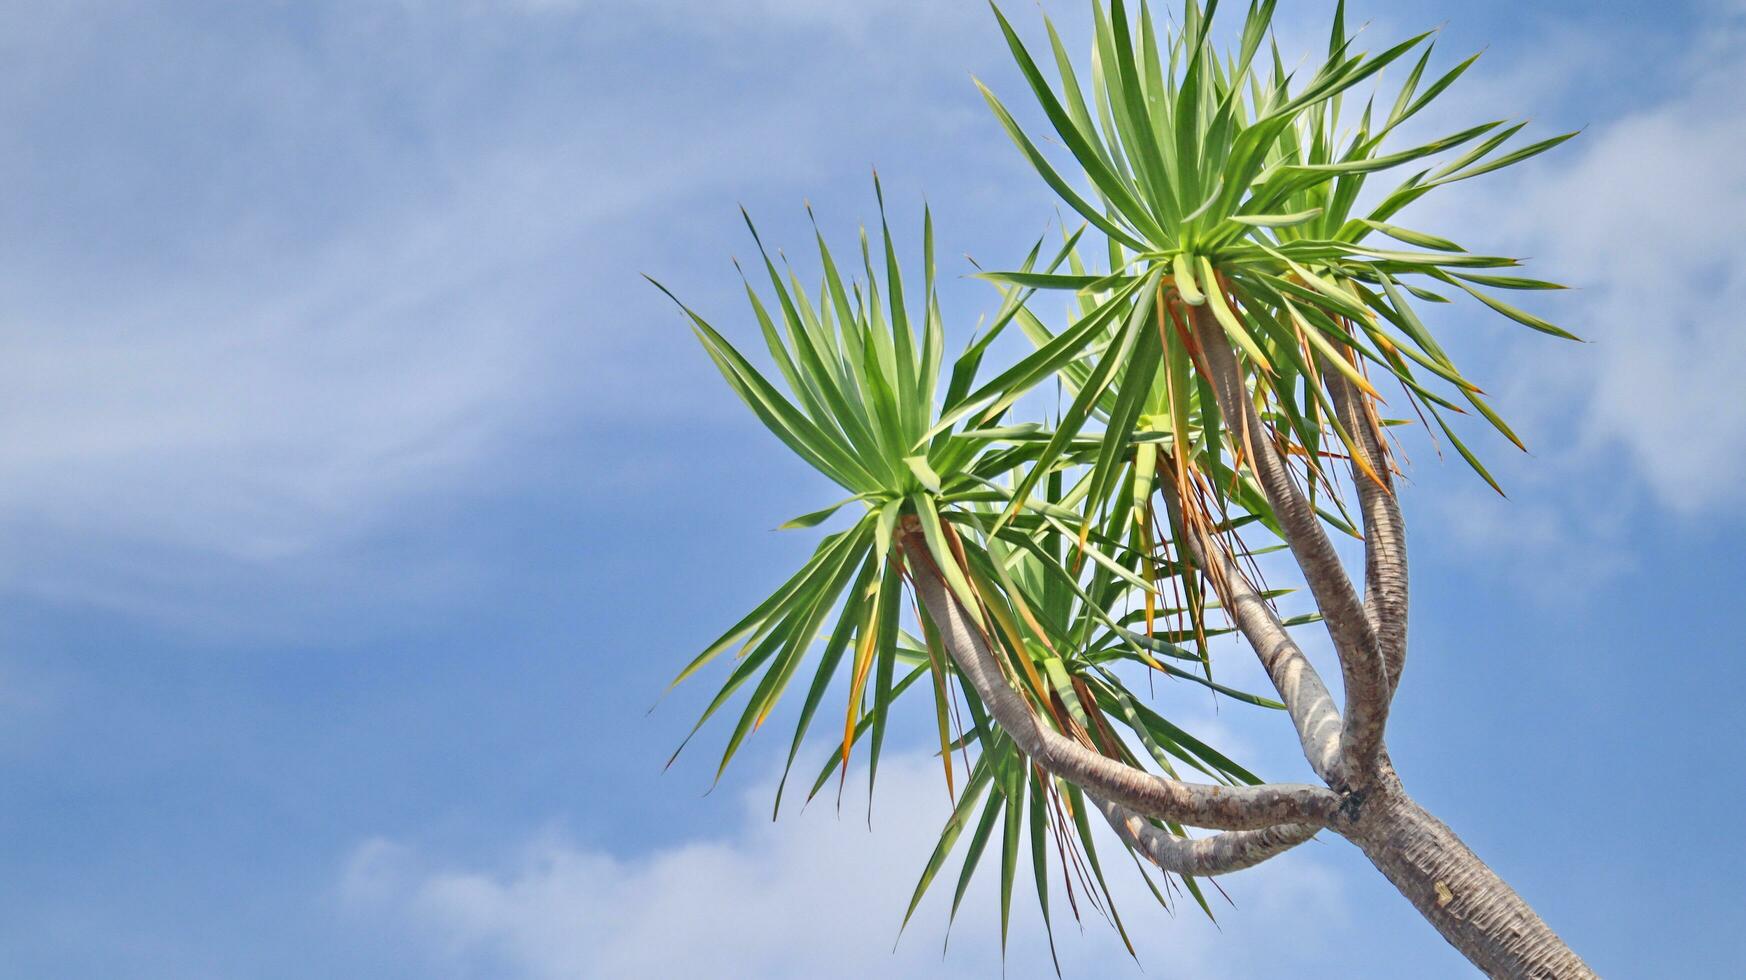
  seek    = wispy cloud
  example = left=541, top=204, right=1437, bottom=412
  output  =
left=0, top=0, right=994, bottom=627
left=339, top=752, right=1354, bottom=979
left=1462, top=9, right=1746, bottom=516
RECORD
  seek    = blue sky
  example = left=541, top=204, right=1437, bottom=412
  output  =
left=2, top=0, right=1743, bottom=976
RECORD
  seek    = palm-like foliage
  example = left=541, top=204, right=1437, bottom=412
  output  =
left=658, top=0, right=1575, bottom=966
left=973, top=0, right=1572, bottom=522
left=651, top=185, right=1024, bottom=803
left=656, top=194, right=1279, bottom=949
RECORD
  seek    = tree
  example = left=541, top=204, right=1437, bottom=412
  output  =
left=654, top=2, right=1594, bottom=976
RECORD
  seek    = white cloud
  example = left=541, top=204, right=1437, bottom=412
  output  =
left=0, top=0, right=981, bottom=626
left=0, top=129, right=709, bottom=625
left=1477, top=16, right=1746, bottom=514
left=1320, top=4, right=1746, bottom=593
left=339, top=753, right=1357, bottom=979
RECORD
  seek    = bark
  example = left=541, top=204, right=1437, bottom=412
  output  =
left=1326, top=372, right=1410, bottom=695
left=901, top=526, right=1342, bottom=832
left=1190, top=305, right=1390, bottom=783
left=1163, top=485, right=1345, bottom=783
left=1096, top=798, right=1320, bottom=877
left=1337, top=773, right=1597, bottom=979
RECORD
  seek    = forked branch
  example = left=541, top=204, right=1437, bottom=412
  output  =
left=1189, top=306, right=1391, bottom=784
left=902, top=528, right=1342, bottom=832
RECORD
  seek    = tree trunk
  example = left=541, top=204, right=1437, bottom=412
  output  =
left=1338, top=772, right=1596, bottom=978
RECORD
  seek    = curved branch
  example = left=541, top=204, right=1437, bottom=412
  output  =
left=1163, top=488, right=1345, bottom=783
left=902, top=530, right=1342, bottom=832
left=1189, top=306, right=1389, bottom=783
left=1096, top=797, right=1320, bottom=876
left=1326, top=372, right=1408, bottom=697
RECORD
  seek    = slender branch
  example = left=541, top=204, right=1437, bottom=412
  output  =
left=1096, top=797, right=1319, bottom=876
left=1162, top=486, right=1345, bottom=784
left=1326, top=372, right=1409, bottom=696
left=902, top=529, right=1342, bottom=832
left=1189, top=305, right=1389, bottom=784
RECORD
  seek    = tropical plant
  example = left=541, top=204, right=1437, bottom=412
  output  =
left=655, top=2, right=1594, bottom=976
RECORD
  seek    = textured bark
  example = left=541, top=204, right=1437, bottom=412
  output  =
left=1190, top=306, right=1390, bottom=783
left=1326, top=372, right=1409, bottom=696
left=1338, top=774, right=1597, bottom=978
left=1163, top=486, right=1345, bottom=783
left=902, top=527, right=1342, bottom=832
left=1097, top=798, right=1320, bottom=876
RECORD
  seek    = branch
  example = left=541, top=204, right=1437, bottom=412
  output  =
left=1326, top=372, right=1409, bottom=696
left=903, top=529, right=1341, bottom=832
left=1096, top=797, right=1320, bottom=876
left=1163, top=487, right=1345, bottom=784
left=1189, top=305, right=1389, bottom=783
